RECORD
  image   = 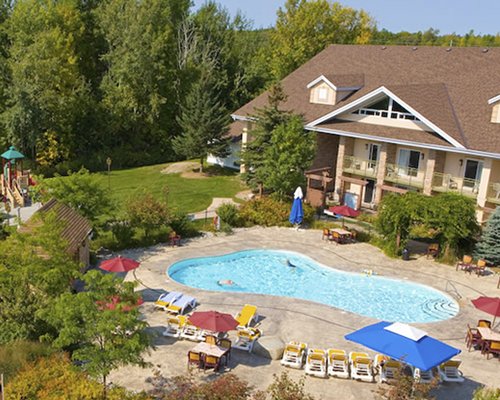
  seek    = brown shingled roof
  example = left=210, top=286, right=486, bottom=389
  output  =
left=21, top=198, right=92, bottom=255
left=233, top=45, right=500, bottom=154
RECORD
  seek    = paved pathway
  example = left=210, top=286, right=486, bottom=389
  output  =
left=189, top=197, right=239, bottom=221
left=110, top=227, right=500, bottom=399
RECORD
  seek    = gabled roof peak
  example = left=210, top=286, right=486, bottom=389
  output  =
left=307, top=73, right=364, bottom=91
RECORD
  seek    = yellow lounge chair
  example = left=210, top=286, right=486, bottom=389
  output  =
left=235, top=304, right=258, bottom=329
left=233, top=327, right=262, bottom=353
left=154, top=292, right=182, bottom=311
left=280, top=341, right=307, bottom=369
left=349, top=351, right=374, bottom=382
left=163, top=315, right=187, bottom=338
left=180, top=320, right=201, bottom=341
left=438, top=359, right=464, bottom=383
left=327, top=349, right=349, bottom=379
left=305, top=349, right=327, bottom=378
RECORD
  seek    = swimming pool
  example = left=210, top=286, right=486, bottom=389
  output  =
left=168, top=249, right=459, bottom=323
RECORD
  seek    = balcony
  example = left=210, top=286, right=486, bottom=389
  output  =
left=342, top=156, right=378, bottom=178
left=487, top=182, right=500, bottom=204
left=431, top=172, right=479, bottom=198
left=384, top=163, right=424, bottom=189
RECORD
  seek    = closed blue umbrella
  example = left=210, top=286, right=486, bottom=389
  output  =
left=345, top=321, right=460, bottom=371
left=289, top=187, right=303, bottom=225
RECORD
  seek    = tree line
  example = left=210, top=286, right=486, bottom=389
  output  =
left=0, top=0, right=497, bottom=175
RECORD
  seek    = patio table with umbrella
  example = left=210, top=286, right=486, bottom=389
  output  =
left=472, top=296, right=500, bottom=327
left=189, top=310, right=239, bottom=334
left=329, top=205, right=360, bottom=227
left=345, top=321, right=461, bottom=371
left=99, top=256, right=140, bottom=273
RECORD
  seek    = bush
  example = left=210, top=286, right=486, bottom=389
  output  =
left=473, top=387, right=500, bottom=400
left=110, top=220, right=134, bottom=247
left=239, top=197, right=290, bottom=227
left=216, top=203, right=242, bottom=227
left=0, top=340, right=54, bottom=381
left=170, top=212, right=200, bottom=238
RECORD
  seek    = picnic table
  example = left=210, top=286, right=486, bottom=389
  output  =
left=329, top=228, right=353, bottom=244
left=477, top=327, right=500, bottom=342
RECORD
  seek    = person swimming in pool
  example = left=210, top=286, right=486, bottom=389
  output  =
left=218, top=279, right=235, bottom=286
left=286, top=259, right=297, bottom=268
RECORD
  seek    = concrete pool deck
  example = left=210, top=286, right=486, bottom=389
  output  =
left=110, top=227, right=500, bottom=399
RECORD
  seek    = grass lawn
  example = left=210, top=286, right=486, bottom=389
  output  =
left=92, top=162, right=246, bottom=216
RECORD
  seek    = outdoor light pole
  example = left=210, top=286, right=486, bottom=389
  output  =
left=1, top=373, right=4, bottom=400
left=106, top=157, right=112, bottom=190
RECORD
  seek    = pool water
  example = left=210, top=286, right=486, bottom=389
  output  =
left=168, top=249, right=459, bottom=323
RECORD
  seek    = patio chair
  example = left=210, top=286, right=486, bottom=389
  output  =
left=166, top=294, right=197, bottom=315
left=426, top=243, right=439, bottom=259
left=280, top=341, right=307, bottom=369
left=456, top=255, right=473, bottom=272
left=327, top=349, right=349, bottom=379
left=233, top=327, right=261, bottom=353
left=169, top=231, right=181, bottom=246
left=331, top=231, right=342, bottom=244
left=349, top=352, right=374, bottom=382
left=235, top=304, right=258, bottom=329
left=163, top=315, right=187, bottom=338
left=305, top=349, right=327, bottom=378
left=204, top=335, right=217, bottom=345
left=483, top=340, right=500, bottom=360
left=322, top=228, right=332, bottom=241
left=465, top=324, right=482, bottom=351
left=154, top=291, right=182, bottom=311
left=438, top=359, right=464, bottom=383
left=477, top=319, right=492, bottom=328
left=349, top=229, right=358, bottom=243
left=203, top=355, right=221, bottom=371
left=218, top=338, right=232, bottom=361
left=187, top=351, right=203, bottom=369
left=474, top=259, right=487, bottom=276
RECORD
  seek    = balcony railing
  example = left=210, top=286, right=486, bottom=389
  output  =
left=342, top=156, right=378, bottom=178
left=384, top=163, right=424, bottom=188
left=487, top=182, right=500, bottom=204
left=353, top=108, right=419, bottom=121
left=431, top=172, right=479, bottom=198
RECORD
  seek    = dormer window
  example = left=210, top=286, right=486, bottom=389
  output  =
left=307, top=74, right=364, bottom=106
left=489, top=95, right=500, bottom=123
left=318, top=87, right=328, bottom=101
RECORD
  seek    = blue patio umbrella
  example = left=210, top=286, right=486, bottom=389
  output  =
left=345, top=321, right=461, bottom=371
left=289, top=187, right=303, bottom=225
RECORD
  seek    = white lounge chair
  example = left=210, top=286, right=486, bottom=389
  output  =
left=374, top=354, right=402, bottom=383
left=349, top=351, right=374, bottom=382
left=235, top=304, right=258, bottom=329
left=305, top=349, right=327, bottom=378
left=180, top=320, right=201, bottom=341
left=233, top=327, right=262, bottom=353
left=280, top=341, right=307, bottom=369
left=438, top=359, right=464, bottom=383
left=414, top=367, right=440, bottom=384
left=166, top=294, right=196, bottom=315
left=163, top=315, right=187, bottom=338
left=327, top=349, right=349, bottom=379
left=154, top=291, right=182, bottom=311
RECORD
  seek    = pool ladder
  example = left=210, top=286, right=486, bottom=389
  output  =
left=445, top=280, right=462, bottom=301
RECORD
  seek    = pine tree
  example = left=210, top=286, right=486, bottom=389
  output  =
left=474, top=207, right=500, bottom=265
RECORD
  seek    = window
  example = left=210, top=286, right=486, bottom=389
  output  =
left=367, top=144, right=379, bottom=169
left=463, top=159, right=483, bottom=189
left=352, top=97, right=419, bottom=121
left=398, top=149, right=420, bottom=177
left=318, top=87, right=328, bottom=101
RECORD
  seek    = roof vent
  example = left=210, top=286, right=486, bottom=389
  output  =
left=446, top=48, right=452, bottom=52
left=412, top=46, right=418, bottom=51
left=482, top=48, right=489, bottom=53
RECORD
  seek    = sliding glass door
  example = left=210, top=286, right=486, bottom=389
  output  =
left=398, top=149, right=420, bottom=177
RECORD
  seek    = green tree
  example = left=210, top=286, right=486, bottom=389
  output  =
left=0, top=215, right=80, bottom=344
left=261, top=115, right=315, bottom=200
left=270, top=0, right=374, bottom=79
left=241, top=83, right=291, bottom=191
left=474, top=207, right=500, bottom=265
left=42, top=271, right=151, bottom=400
left=126, top=191, right=170, bottom=238
left=36, top=168, right=112, bottom=222
left=173, top=67, right=231, bottom=172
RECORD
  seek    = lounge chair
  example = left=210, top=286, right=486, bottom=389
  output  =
left=154, top=291, right=182, bottom=311
left=305, top=349, right=327, bottom=378
left=376, top=356, right=402, bottom=383
left=233, top=327, right=262, bottom=353
left=235, top=304, right=258, bottom=329
left=180, top=320, right=201, bottom=341
left=166, top=294, right=197, bottom=315
left=280, top=341, right=307, bottom=369
left=163, top=315, right=187, bottom=338
left=414, top=367, right=439, bottom=384
left=349, top=352, right=374, bottom=382
left=327, top=349, right=349, bottom=379
left=438, top=359, right=464, bottom=383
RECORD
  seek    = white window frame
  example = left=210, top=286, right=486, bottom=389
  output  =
left=397, top=148, right=421, bottom=177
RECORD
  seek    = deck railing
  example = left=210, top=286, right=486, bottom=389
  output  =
left=384, top=163, right=424, bottom=188
left=487, top=182, right=500, bottom=204
left=431, top=172, right=479, bottom=198
left=342, top=156, right=378, bottom=178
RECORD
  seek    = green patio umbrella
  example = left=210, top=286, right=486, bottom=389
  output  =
left=1, top=146, right=25, bottom=160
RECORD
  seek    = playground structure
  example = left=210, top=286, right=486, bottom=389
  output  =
left=1, top=146, right=32, bottom=208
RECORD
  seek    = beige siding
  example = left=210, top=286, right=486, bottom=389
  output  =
left=309, top=82, right=336, bottom=105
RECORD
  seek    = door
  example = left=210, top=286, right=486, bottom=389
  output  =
left=368, top=144, right=380, bottom=170
left=398, top=149, right=420, bottom=177
left=363, top=179, right=376, bottom=204
left=463, top=160, right=483, bottom=189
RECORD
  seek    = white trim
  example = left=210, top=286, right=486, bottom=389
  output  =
left=488, top=94, right=500, bottom=105
left=307, top=86, right=466, bottom=149
left=231, top=114, right=255, bottom=122
left=306, top=125, right=500, bottom=160
left=306, top=75, right=361, bottom=91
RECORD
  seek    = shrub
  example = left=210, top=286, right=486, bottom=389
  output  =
left=239, top=197, right=290, bottom=227
left=473, top=387, right=500, bottom=400
left=110, top=220, right=134, bottom=247
left=170, top=212, right=200, bottom=238
left=0, top=340, right=54, bottom=381
left=216, top=203, right=242, bottom=227
left=126, top=192, right=170, bottom=238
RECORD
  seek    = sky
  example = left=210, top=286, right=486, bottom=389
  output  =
left=192, top=0, right=500, bottom=35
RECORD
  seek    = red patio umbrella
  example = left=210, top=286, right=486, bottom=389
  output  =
left=189, top=311, right=239, bottom=333
left=472, top=296, right=500, bottom=326
left=329, top=205, right=361, bottom=227
left=99, top=256, right=140, bottom=273
left=97, top=295, right=144, bottom=312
